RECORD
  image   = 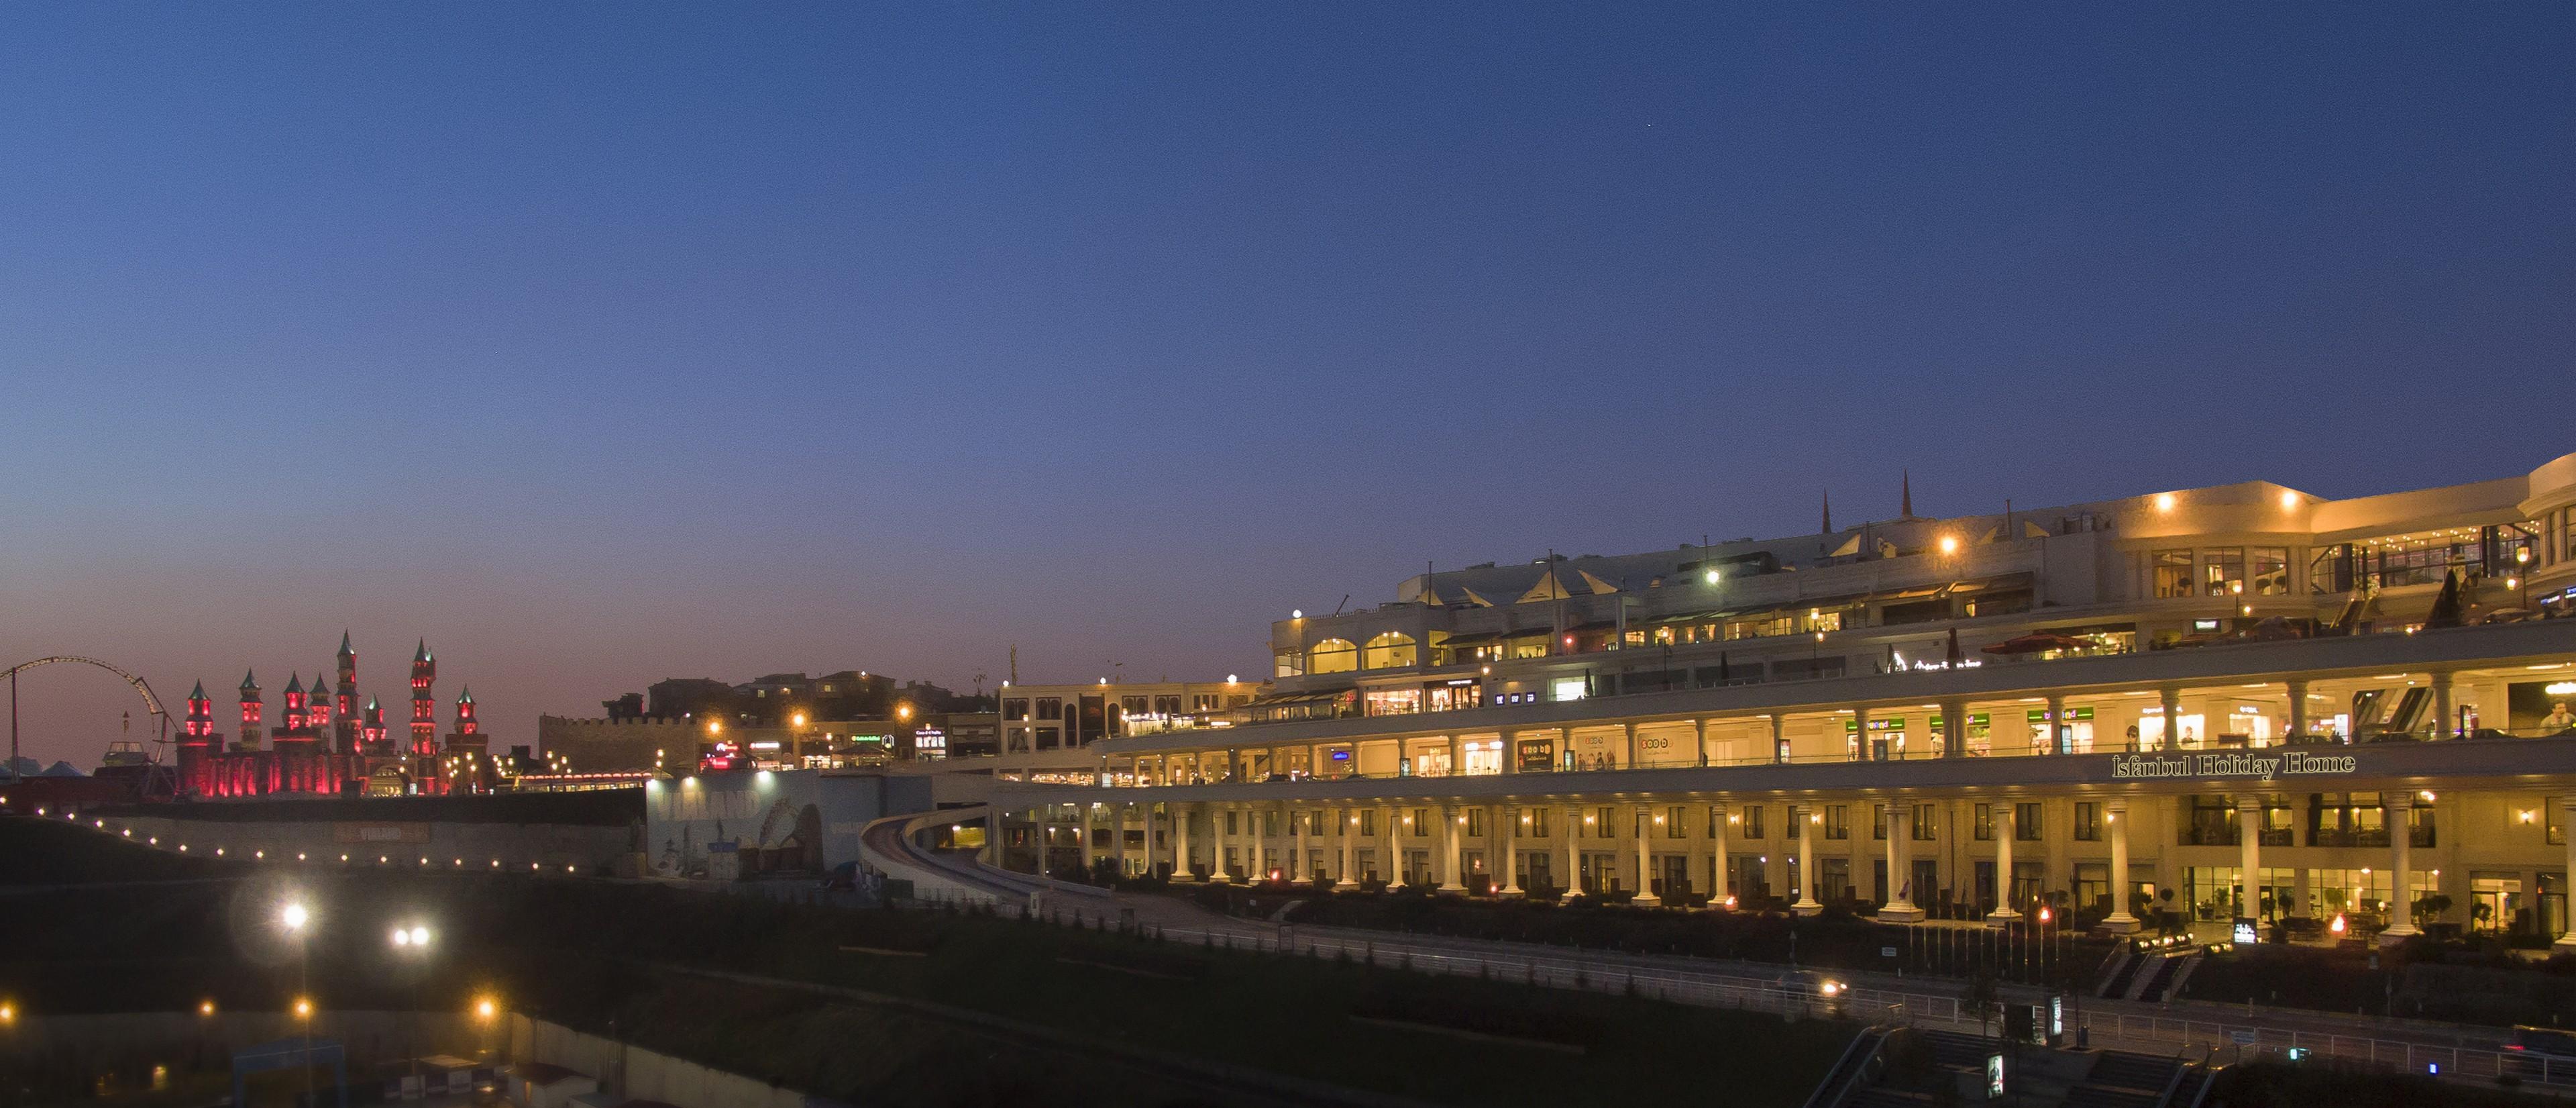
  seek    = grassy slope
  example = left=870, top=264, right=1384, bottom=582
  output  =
left=0, top=817, right=1852, bottom=1107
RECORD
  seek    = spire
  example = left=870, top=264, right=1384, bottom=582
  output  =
left=338, top=630, right=355, bottom=658
left=283, top=672, right=303, bottom=694
left=239, top=670, right=259, bottom=692
left=366, top=695, right=380, bottom=711
left=1821, top=490, right=1833, bottom=534
left=1900, top=470, right=1913, bottom=519
left=414, top=638, right=432, bottom=663
left=313, top=672, right=332, bottom=695
left=189, top=680, right=207, bottom=700
left=457, top=686, right=474, bottom=705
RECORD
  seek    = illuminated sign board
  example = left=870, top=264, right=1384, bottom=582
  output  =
left=2109, top=752, right=2356, bottom=782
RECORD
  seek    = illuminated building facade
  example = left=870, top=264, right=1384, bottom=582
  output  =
left=992, top=452, right=2576, bottom=948
left=175, top=634, right=492, bottom=799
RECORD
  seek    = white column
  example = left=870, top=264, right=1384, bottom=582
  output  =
left=1500, top=805, right=1522, bottom=896
left=1208, top=805, right=1230, bottom=882
left=1336, top=807, right=1357, bottom=889
left=1383, top=805, right=1405, bottom=889
left=2432, top=672, right=2456, bottom=738
left=1792, top=805, right=1822, bottom=915
left=1035, top=804, right=1053, bottom=876
left=2382, top=794, right=2420, bottom=943
left=1633, top=804, right=1661, bottom=906
left=2045, top=695, right=2067, bottom=755
left=1120, top=802, right=1138, bottom=877
left=1080, top=802, right=1098, bottom=872
left=1173, top=802, right=1191, bottom=881
left=1562, top=805, right=1580, bottom=900
left=1438, top=805, right=1464, bottom=891
left=1142, top=801, right=1159, bottom=877
left=1882, top=801, right=1922, bottom=921
left=1770, top=714, right=1787, bottom=763
left=1987, top=803, right=2021, bottom=925
left=2158, top=687, right=2183, bottom=750
left=1709, top=803, right=1733, bottom=908
left=1942, top=699, right=1968, bottom=758
left=2105, top=800, right=2139, bottom=932
left=1695, top=718, right=1710, bottom=766
left=1623, top=721, right=1640, bottom=768
left=1446, top=734, right=1462, bottom=776
left=1502, top=730, right=1519, bottom=775
left=1852, top=705, right=1870, bottom=761
left=2287, top=680, right=2310, bottom=742
left=2237, top=793, right=2265, bottom=926
left=1283, top=802, right=1300, bottom=880
left=2557, top=798, right=2576, bottom=951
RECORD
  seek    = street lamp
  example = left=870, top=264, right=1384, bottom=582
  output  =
left=391, top=923, right=433, bottom=1088
left=280, top=901, right=314, bottom=1108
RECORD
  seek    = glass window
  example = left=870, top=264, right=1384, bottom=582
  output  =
left=2153, top=550, right=2194, bottom=598
left=2251, top=547, right=2291, bottom=596
left=1409, top=808, right=1429, bottom=837
left=1121, top=696, right=1149, bottom=715
left=1273, top=650, right=1303, bottom=678
left=2015, top=803, right=2041, bottom=841
left=1002, top=697, right=1029, bottom=720
left=1913, top=803, right=1937, bottom=841
left=1825, top=805, right=1850, bottom=840
left=1595, top=807, right=1616, bottom=838
left=1739, top=805, right=1764, bottom=839
left=1464, top=809, right=1483, bottom=836
left=1974, top=803, right=1994, bottom=841
left=1034, top=697, right=1061, bottom=720
left=1666, top=806, right=1688, bottom=839
left=1308, top=639, right=1358, bottom=674
left=1872, top=803, right=1888, bottom=840
left=2074, top=802, right=2102, bottom=842
left=2202, top=548, right=2247, bottom=597
left=1363, top=689, right=1423, bottom=716
left=1362, top=632, right=1417, bottom=670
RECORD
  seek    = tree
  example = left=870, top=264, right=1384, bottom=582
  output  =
left=1966, top=968, right=2002, bottom=1038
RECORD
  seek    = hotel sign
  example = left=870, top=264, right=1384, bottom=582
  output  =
left=2110, top=752, right=2358, bottom=783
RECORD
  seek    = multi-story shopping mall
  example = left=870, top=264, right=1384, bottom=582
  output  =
left=987, top=452, right=2576, bottom=946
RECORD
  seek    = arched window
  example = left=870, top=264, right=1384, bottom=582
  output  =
left=1362, top=632, right=1417, bottom=669
left=1308, top=638, right=1358, bottom=674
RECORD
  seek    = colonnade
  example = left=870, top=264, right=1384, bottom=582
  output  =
left=1001, top=787, right=2532, bottom=947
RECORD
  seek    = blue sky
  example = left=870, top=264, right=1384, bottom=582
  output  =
left=1, top=4, right=2568, bottom=764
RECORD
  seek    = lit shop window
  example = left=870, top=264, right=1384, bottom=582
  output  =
left=1362, top=633, right=1417, bottom=670
left=1552, top=678, right=1589, bottom=702
left=1308, top=639, right=1358, bottom=674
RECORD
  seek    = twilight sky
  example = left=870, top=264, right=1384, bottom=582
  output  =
left=1, top=5, right=2569, bottom=767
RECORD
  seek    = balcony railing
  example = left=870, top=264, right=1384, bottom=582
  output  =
left=1075, top=727, right=2576, bottom=789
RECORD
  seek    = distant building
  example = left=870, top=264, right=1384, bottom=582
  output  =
left=175, top=634, right=490, bottom=799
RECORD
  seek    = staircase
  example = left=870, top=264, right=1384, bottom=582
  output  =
left=2098, top=948, right=2146, bottom=998
left=2062, top=1050, right=2182, bottom=1108
left=2129, top=950, right=2198, bottom=1002
left=1799, top=1025, right=1894, bottom=1108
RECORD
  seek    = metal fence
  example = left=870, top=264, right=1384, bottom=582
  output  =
left=1025, top=905, right=2548, bottom=1087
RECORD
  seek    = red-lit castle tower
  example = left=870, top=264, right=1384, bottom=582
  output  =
left=309, top=672, right=334, bottom=739
left=173, top=635, right=474, bottom=800
left=409, top=640, right=437, bottom=756
left=333, top=632, right=359, bottom=754
left=176, top=681, right=217, bottom=797
left=271, top=673, right=329, bottom=795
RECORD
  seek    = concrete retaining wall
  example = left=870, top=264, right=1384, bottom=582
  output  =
left=101, top=813, right=633, bottom=874
left=506, top=1014, right=822, bottom=1108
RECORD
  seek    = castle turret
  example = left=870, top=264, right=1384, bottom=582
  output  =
left=237, top=670, right=264, bottom=749
left=409, top=640, right=437, bottom=756
left=280, top=672, right=309, bottom=733
left=334, top=632, right=359, bottom=753
left=309, top=672, right=334, bottom=734
left=362, top=695, right=387, bottom=749
left=179, top=681, right=217, bottom=797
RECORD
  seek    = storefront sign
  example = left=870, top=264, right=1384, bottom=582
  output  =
left=1515, top=738, right=1556, bottom=772
left=2108, top=751, right=2357, bottom=782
